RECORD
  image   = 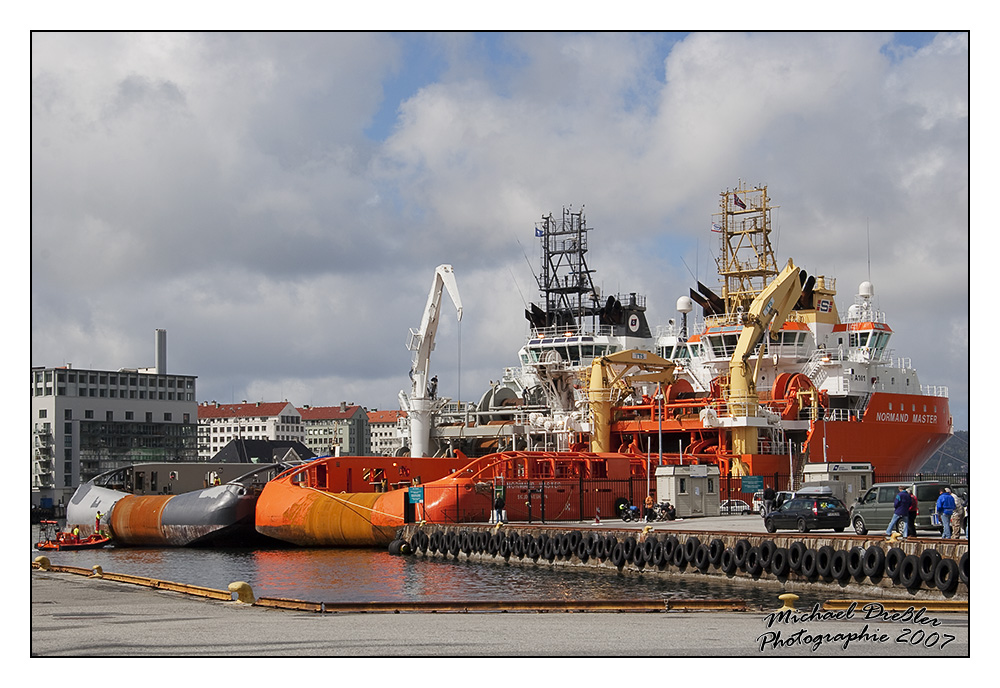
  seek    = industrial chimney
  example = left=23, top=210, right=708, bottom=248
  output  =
left=155, top=328, right=167, bottom=374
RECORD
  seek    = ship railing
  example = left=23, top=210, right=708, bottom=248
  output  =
left=527, top=324, right=617, bottom=339
left=921, top=385, right=950, bottom=398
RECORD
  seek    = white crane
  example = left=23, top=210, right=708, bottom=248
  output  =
left=398, top=264, right=463, bottom=457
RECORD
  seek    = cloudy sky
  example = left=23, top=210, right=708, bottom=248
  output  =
left=30, top=31, right=970, bottom=430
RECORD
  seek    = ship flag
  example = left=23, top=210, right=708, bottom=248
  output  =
left=535, top=227, right=544, bottom=237
left=712, top=223, right=723, bottom=232
left=733, top=194, right=746, bottom=209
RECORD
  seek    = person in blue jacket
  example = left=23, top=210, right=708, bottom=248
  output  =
left=935, top=487, right=956, bottom=539
left=885, top=486, right=911, bottom=539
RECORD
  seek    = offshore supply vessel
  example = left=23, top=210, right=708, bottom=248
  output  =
left=254, top=183, right=954, bottom=546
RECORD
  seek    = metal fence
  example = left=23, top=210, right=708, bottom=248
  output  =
left=413, top=472, right=970, bottom=525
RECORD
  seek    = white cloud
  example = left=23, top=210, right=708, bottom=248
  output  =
left=31, top=31, right=970, bottom=432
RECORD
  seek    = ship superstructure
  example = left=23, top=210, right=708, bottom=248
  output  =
left=411, top=184, right=951, bottom=477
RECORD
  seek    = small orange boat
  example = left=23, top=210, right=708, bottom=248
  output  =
left=35, top=521, right=111, bottom=551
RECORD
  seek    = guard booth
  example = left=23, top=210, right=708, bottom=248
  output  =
left=800, top=462, right=873, bottom=505
left=655, top=464, right=721, bottom=518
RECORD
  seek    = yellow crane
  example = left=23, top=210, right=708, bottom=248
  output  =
left=728, top=258, right=803, bottom=461
left=587, top=349, right=677, bottom=453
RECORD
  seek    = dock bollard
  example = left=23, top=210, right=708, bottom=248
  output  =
left=229, top=581, right=255, bottom=604
left=34, top=556, right=51, bottom=571
left=777, top=593, right=799, bottom=612
left=90, top=565, right=103, bottom=578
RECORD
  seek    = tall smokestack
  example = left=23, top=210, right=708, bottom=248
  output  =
left=155, top=329, right=166, bottom=374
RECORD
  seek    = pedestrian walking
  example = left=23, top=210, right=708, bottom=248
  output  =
left=885, top=486, right=911, bottom=538
left=762, top=485, right=776, bottom=515
left=493, top=493, right=505, bottom=524
left=935, top=487, right=955, bottom=539
left=948, top=488, right=964, bottom=539
left=907, top=492, right=918, bottom=537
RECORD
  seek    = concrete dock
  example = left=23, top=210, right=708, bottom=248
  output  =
left=30, top=569, right=968, bottom=657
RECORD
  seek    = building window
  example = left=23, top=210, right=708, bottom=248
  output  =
left=64, top=409, right=72, bottom=420
left=38, top=409, right=47, bottom=418
left=125, top=411, right=134, bottom=421
left=164, top=413, right=172, bottom=422
left=85, top=410, right=94, bottom=419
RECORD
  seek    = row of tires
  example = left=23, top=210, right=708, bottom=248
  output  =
left=396, top=529, right=970, bottom=593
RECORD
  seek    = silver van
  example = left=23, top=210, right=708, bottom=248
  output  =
left=849, top=481, right=949, bottom=535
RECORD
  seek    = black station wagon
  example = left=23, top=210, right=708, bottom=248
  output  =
left=763, top=496, right=850, bottom=533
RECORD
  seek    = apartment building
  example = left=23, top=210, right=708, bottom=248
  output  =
left=298, top=403, right=371, bottom=457
left=30, top=329, right=198, bottom=509
left=196, top=401, right=304, bottom=460
left=368, top=409, right=407, bottom=456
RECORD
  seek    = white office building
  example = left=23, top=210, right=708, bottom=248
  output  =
left=31, top=329, right=198, bottom=510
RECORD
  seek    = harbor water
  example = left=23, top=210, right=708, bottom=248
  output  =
left=30, top=525, right=822, bottom=609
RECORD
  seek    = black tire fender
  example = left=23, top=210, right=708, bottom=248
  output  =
left=959, top=552, right=969, bottom=586
left=708, top=538, right=726, bottom=566
left=816, top=545, right=835, bottom=578
left=829, top=549, right=849, bottom=581
left=919, top=549, right=942, bottom=584
left=745, top=546, right=764, bottom=576
left=863, top=546, right=886, bottom=579
left=759, top=540, right=776, bottom=569
left=663, top=535, right=679, bottom=560
left=694, top=544, right=711, bottom=570
left=684, top=536, right=701, bottom=562
left=846, top=546, right=866, bottom=581
left=622, top=536, right=637, bottom=562
left=770, top=548, right=790, bottom=577
left=934, top=558, right=960, bottom=593
left=899, top=554, right=922, bottom=590
left=885, top=547, right=906, bottom=581
left=671, top=542, right=687, bottom=568
left=721, top=548, right=737, bottom=575
left=733, top=539, right=751, bottom=569
left=788, top=541, right=806, bottom=571
left=800, top=549, right=819, bottom=578
left=611, top=542, right=626, bottom=570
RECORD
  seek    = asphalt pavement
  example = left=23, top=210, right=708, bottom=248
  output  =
left=29, top=569, right=969, bottom=658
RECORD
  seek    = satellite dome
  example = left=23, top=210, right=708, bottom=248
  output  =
left=858, top=281, right=874, bottom=298
left=676, top=296, right=694, bottom=314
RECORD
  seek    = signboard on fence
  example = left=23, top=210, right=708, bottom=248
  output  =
left=408, top=486, right=424, bottom=504
left=741, top=476, right=764, bottom=492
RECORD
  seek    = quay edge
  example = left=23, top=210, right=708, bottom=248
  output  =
left=397, top=523, right=968, bottom=602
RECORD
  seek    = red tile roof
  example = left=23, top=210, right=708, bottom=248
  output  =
left=197, top=402, right=293, bottom=419
left=297, top=405, right=364, bottom=421
left=368, top=409, right=407, bottom=424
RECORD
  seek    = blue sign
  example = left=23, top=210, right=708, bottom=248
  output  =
left=408, top=486, right=424, bottom=504
left=741, top=476, right=764, bottom=492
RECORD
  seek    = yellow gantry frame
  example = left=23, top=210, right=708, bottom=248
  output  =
left=587, top=350, right=677, bottom=453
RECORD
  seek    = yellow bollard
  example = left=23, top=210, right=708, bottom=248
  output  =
left=778, top=593, right=799, bottom=612
left=641, top=525, right=652, bottom=534
left=34, top=556, right=51, bottom=570
left=90, top=565, right=104, bottom=578
left=228, top=581, right=255, bottom=604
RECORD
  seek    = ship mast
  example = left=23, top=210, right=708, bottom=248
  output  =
left=715, top=182, right=779, bottom=317
left=533, top=207, right=600, bottom=332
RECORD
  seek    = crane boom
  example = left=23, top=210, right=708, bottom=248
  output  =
left=399, top=264, right=463, bottom=458
left=728, top=258, right=803, bottom=458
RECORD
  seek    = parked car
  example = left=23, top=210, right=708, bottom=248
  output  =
left=720, top=499, right=752, bottom=515
left=763, top=496, right=850, bottom=533
left=848, top=481, right=950, bottom=535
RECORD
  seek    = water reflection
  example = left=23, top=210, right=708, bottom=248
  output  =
left=30, top=525, right=824, bottom=609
